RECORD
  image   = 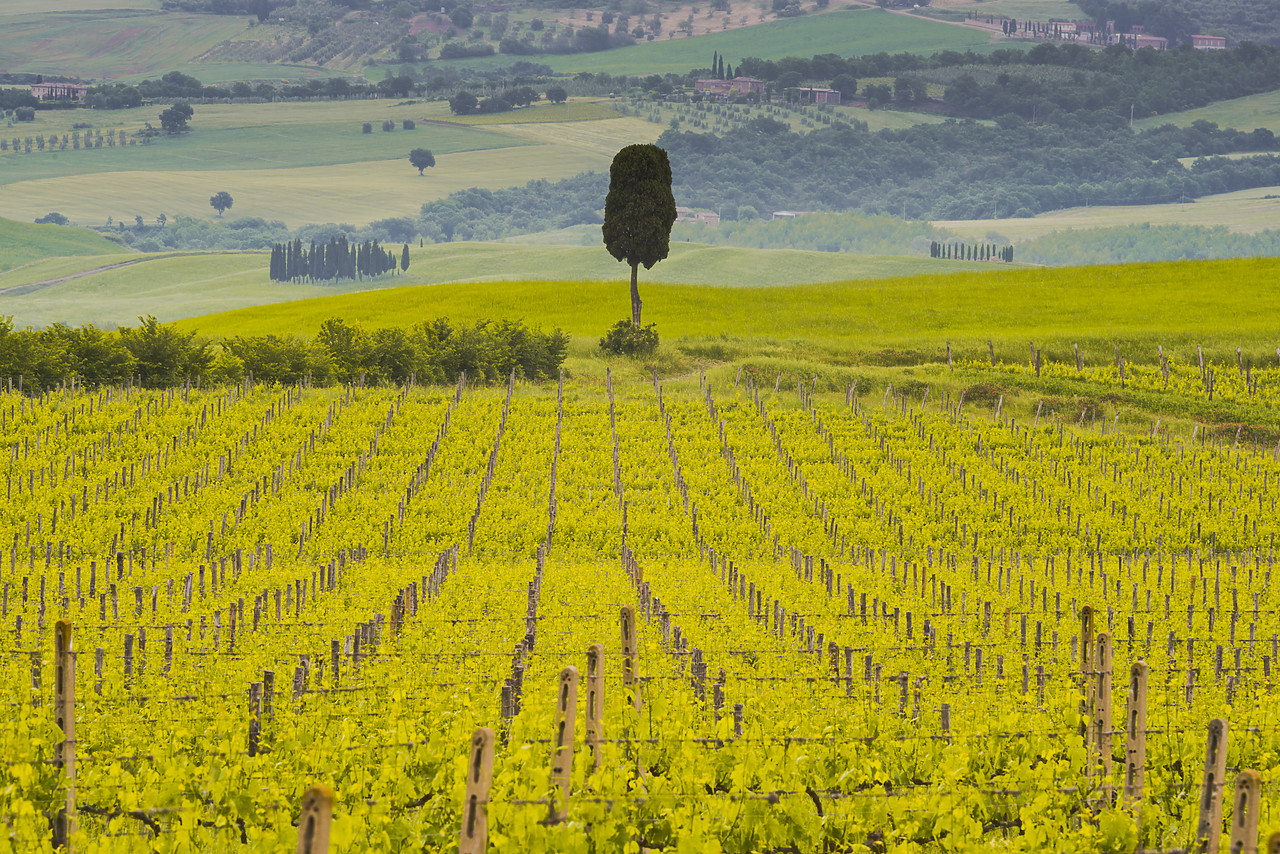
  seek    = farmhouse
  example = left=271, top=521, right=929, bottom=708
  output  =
left=1133, top=34, right=1168, bottom=50
left=30, top=82, right=88, bottom=103
left=1191, top=34, right=1227, bottom=50
left=694, top=77, right=767, bottom=98
left=675, top=207, right=721, bottom=226
left=791, top=87, right=841, bottom=105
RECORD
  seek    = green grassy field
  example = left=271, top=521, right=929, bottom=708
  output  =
left=121, top=62, right=357, bottom=84
left=0, top=145, right=609, bottom=227
left=0, top=218, right=126, bottom=274
left=174, top=257, right=1280, bottom=376
left=428, top=9, right=994, bottom=77
left=1135, top=90, right=1280, bottom=135
left=922, top=0, right=1085, bottom=21
left=0, top=11, right=248, bottom=79
left=0, top=101, right=524, bottom=182
left=0, top=0, right=160, bottom=13
left=935, top=184, right=1280, bottom=241
left=0, top=101, right=658, bottom=227
left=0, top=241, right=989, bottom=329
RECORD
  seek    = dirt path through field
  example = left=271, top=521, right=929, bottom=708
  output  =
left=0, top=254, right=178, bottom=297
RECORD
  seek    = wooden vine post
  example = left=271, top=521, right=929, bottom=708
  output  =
left=295, top=785, right=333, bottom=854
left=1079, top=606, right=1095, bottom=754
left=585, top=643, right=604, bottom=773
left=1093, top=632, right=1113, bottom=792
left=621, top=605, right=640, bottom=714
left=1124, top=661, right=1147, bottom=830
left=53, top=619, right=76, bottom=850
left=459, top=728, right=495, bottom=854
left=1228, top=769, right=1261, bottom=854
left=1196, top=718, right=1229, bottom=854
left=550, top=666, right=579, bottom=823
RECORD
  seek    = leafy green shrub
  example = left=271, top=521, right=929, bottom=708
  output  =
left=600, top=319, right=659, bottom=357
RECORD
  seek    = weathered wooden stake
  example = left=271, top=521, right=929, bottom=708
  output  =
left=53, top=620, right=76, bottom=850
left=621, top=605, right=640, bottom=714
left=295, top=785, right=333, bottom=854
left=1197, top=718, right=1230, bottom=854
left=1124, top=661, right=1147, bottom=814
left=585, top=643, right=604, bottom=773
left=459, top=728, right=495, bottom=854
left=550, top=666, right=579, bottom=823
left=1079, top=605, right=1095, bottom=748
left=1228, top=769, right=1261, bottom=854
left=1093, top=632, right=1113, bottom=786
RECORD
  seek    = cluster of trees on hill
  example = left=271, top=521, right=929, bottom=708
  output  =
left=0, top=316, right=568, bottom=389
left=1018, top=223, right=1280, bottom=265
left=1074, top=0, right=1280, bottom=47
left=268, top=238, right=407, bottom=283
left=417, top=174, right=607, bottom=242
left=730, top=42, right=1280, bottom=121
left=938, top=42, right=1280, bottom=120
left=930, top=242, right=1014, bottom=262
left=672, top=211, right=952, bottom=254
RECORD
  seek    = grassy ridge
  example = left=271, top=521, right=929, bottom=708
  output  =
left=0, top=242, right=987, bottom=329
left=1134, top=90, right=1280, bottom=136
left=0, top=102, right=656, bottom=227
left=0, top=11, right=246, bottom=78
left=934, top=185, right=1280, bottom=240
left=177, top=257, right=1280, bottom=364
left=0, top=102, right=526, bottom=184
left=0, top=218, right=126, bottom=274
left=0, top=145, right=611, bottom=228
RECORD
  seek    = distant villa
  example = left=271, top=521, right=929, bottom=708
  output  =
left=31, top=82, right=89, bottom=102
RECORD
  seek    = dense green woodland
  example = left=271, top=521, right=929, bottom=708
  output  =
left=409, top=117, right=1279, bottom=231
left=0, top=315, right=568, bottom=389
left=677, top=214, right=1280, bottom=265
left=1074, top=0, right=1280, bottom=47
left=731, top=42, right=1280, bottom=120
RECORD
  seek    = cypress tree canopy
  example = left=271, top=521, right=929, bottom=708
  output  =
left=602, top=143, right=677, bottom=325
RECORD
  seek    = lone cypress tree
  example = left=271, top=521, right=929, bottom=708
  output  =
left=602, top=144, right=677, bottom=326
left=401, top=244, right=410, bottom=272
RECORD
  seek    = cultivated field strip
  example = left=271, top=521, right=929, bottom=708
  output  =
left=2, top=376, right=1279, bottom=852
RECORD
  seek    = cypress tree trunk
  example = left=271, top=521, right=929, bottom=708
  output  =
left=630, top=263, right=642, bottom=325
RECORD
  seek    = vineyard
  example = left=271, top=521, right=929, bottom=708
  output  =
left=3, top=353, right=1280, bottom=852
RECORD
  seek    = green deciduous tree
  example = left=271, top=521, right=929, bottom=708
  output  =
left=449, top=91, right=478, bottom=115
left=210, top=191, right=234, bottom=217
left=315, top=317, right=370, bottom=384
left=159, top=102, right=193, bottom=134
left=602, top=144, right=677, bottom=326
left=118, top=314, right=210, bottom=387
left=409, top=148, right=436, bottom=175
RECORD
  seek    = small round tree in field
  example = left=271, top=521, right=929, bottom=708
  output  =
left=209, top=191, right=233, bottom=217
left=409, top=148, right=436, bottom=176
left=602, top=144, right=677, bottom=326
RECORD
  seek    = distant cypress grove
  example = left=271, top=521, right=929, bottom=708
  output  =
left=931, top=241, right=1013, bottom=263
left=269, top=237, right=407, bottom=283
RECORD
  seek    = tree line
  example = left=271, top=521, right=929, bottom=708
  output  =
left=726, top=41, right=1280, bottom=122
left=268, top=238, right=408, bottom=283
left=929, top=242, right=1015, bottom=262
left=414, top=114, right=1280, bottom=231
left=0, top=315, right=569, bottom=390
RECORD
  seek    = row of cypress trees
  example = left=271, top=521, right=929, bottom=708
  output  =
left=269, top=237, right=410, bottom=283
left=930, top=241, right=1014, bottom=262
